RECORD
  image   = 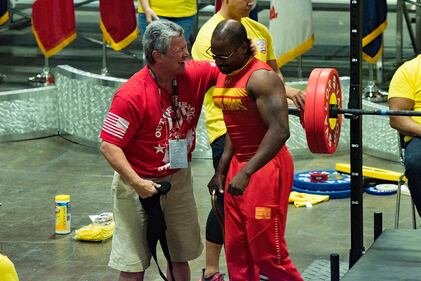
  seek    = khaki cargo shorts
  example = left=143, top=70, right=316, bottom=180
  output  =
left=108, top=166, right=203, bottom=272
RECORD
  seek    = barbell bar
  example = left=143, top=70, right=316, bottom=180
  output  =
left=289, top=105, right=421, bottom=118
left=329, top=105, right=421, bottom=118
left=288, top=68, right=421, bottom=154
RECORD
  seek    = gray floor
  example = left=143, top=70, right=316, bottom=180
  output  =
left=0, top=136, right=417, bottom=281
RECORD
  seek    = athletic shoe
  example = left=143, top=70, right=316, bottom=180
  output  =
left=199, top=269, right=225, bottom=281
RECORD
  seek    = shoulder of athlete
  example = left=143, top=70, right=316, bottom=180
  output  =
left=247, top=69, right=282, bottom=99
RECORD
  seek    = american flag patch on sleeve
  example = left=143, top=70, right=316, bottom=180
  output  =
left=102, top=112, right=130, bottom=139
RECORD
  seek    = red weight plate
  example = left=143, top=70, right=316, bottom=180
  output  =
left=330, top=70, right=342, bottom=153
left=327, top=69, right=342, bottom=153
left=311, top=69, right=330, bottom=153
left=304, top=68, right=323, bottom=153
left=313, top=69, right=333, bottom=153
left=312, top=68, right=342, bottom=154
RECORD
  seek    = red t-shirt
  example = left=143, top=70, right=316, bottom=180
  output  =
left=100, top=60, right=219, bottom=177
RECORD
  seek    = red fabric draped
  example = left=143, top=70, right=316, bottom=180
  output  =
left=32, top=0, right=76, bottom=57
left=100, top=0, right=139, bottom=51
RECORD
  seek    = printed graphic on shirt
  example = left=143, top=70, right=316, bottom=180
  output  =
left=155, top=102, right=196, bottom=172
left=154, top=144, right=165, bottom=154
left=102, top=112, right=129, bottom=139
left=213, top=87, right=248, bottom=111
left=255, top=39, right=267, bottom=54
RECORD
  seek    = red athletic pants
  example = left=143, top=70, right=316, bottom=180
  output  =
left=224, top=147, right=303, bottom=281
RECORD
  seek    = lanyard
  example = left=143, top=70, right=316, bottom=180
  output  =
left=172, top=79, right=180, bottom=122
left=148, top=65, right=181, bottom=137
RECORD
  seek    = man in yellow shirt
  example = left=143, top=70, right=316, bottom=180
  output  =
left=191, top=1, right=305, bottom=279
left=138, top=0, right=197, bottom=42
left=388, top=54, right=421, bottom=218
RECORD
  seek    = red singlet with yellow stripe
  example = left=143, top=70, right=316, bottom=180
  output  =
left=213, top=57, right=273, bottom=162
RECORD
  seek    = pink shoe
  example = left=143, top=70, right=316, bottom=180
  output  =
left=199, top=269, right=225, bottom=281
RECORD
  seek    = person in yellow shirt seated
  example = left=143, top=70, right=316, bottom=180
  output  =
left=191, top=1, right=306, bottom=280
left=0, top=254, right=19, bottom=281
left=388, top=54, right=421, bottom=218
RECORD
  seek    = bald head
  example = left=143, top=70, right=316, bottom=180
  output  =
left=212, top=19, right=248, bottom=47
left=210, top=19, right=252, bottom=74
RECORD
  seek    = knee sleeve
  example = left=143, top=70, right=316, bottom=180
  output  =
left=205, top=194, right=224, bottom=244
left=211, top=136, right=225, bottom=170
left=207, top=137, right=226, bottom=244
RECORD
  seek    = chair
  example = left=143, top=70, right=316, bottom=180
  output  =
left=394, top=133, right=417, bottom=229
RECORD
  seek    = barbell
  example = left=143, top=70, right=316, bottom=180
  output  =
left=289, top=68, right=421, bottom=154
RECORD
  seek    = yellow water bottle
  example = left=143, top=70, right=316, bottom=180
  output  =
left=55, top=194, right=71, bottom=234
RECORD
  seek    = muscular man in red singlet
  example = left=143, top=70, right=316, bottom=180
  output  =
left=207, top=19, right=303, bottom=281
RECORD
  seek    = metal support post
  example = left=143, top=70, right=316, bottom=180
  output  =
left=348, top=0, right=364, bottom=268
left=330, top=254, right=340, bottom=281
left=376, top=53, right=384, bottom=84
left=374, top=212, right=383, bottom=241
left=396, top=0, right=403, bottom=64
left=29, top=56, right=54, bottom=85
left=101, top=37, right=109, bottom=76
left=297, top=56, right=303, bottom=80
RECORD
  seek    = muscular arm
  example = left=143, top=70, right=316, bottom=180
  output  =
left=100, top=141, right=158, bottom=198
left=389, top=97, right=421, bottom=137
left=267, top=59, right=305, bottom=109
left=227, top=69, right=290, bottom=195
left=216, top=134, right=235, bottom=176
left=244, top=69, right=289, bottom=175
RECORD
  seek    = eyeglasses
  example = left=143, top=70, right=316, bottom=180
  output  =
left=171, top=46, right=188, bottom=54
left=206, top=46, right=238, bottom=61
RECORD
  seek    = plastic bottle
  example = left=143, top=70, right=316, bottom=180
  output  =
left=55, top=194, right=71, bottom=234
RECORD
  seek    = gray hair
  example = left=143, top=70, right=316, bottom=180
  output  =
left=142, top=20, right=184, bottom=65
